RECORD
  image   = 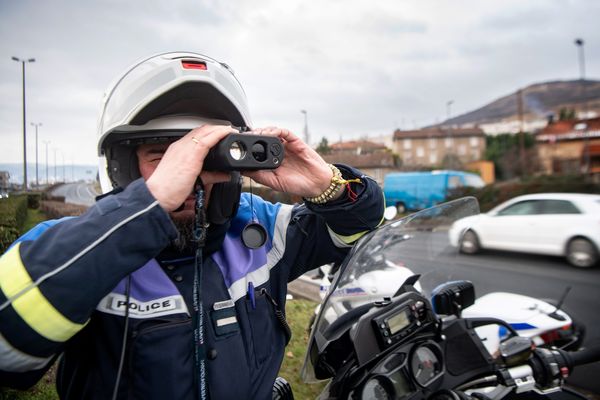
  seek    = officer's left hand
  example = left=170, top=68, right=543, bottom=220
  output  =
left=243, top=127, right=338, bottom=199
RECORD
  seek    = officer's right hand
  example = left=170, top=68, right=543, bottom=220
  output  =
left=144, top=125, right=233, bottom=212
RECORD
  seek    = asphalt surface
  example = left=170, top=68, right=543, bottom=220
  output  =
left=50, top=182, right=99, bottom=206
left=292, top=229, right=600, bottom=394
left=398, top=232, right=600, bottom=394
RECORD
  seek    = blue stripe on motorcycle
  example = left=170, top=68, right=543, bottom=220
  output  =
left=509, top=323, right=537, bottom=330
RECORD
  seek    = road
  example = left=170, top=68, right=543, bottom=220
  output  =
left=389, top=230, right=600, bottom=393
left=50, top=182, right=99, bottom=206
left=297, top=229, right=600, bottom=394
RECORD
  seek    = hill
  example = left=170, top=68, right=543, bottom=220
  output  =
left=439, top=79, right=600, bottom=127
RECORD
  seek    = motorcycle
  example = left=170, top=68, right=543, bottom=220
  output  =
left=310, top=206, right=584, bottom=352
left=301, top=197, right=598, bottom=399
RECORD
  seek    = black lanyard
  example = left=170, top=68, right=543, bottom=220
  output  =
left=193, top=181, right=208, bottom=400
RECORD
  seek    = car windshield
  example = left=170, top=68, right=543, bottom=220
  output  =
left=464, top=174, right=485, bottom=188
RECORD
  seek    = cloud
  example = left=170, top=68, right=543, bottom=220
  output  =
left=0, top=0, right=598, bottom=165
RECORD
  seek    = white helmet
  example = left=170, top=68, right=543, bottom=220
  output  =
left=97, top=51, right=252, bottom=192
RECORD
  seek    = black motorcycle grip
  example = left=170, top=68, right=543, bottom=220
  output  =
left=560, top=344, right=600, bottom=369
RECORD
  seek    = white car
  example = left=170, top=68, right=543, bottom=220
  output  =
left=448, top=193, right=600, bottom=268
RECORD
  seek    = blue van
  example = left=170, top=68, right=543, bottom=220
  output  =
left=383, top=170, right=485, bottom=213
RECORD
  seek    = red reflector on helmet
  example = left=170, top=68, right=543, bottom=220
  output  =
left=182, top=61, right=207, bottom=70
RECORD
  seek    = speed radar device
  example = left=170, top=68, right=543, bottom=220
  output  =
left=203, top=133, right=284, bottom=171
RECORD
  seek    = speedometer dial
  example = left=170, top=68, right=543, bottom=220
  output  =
left=361, top=377, right=392, bottom=400
left=410, top=344, right=443, bottom=386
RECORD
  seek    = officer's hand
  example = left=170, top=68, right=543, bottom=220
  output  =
left=243, top=127, right=339, bottom=200
left=145, top=125, right=233, bottom=211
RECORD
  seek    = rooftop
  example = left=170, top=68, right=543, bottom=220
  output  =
left=330, top=140, right=388, bottom=151
left=393, top=127, right=485, bottom=140
left=536, top=117, right=600, bottom=142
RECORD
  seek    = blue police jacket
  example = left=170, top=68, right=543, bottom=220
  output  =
left=0, top=165, right=384, bottom=399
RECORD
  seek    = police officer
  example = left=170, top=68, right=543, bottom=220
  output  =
left=0, top=52, right=384, bottom=399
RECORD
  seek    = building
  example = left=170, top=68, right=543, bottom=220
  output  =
left=322, top=140, right=397, bottom=185
left=479, top=118, right=549, bottom=136
left=465, top=160, right=495, bottom=184
left=329, top=140, right=388, bottom=155
left=392, top=127, right=486, bottom=168
left=0, top=171, right=9, bottom=190
left=536, top=117, right=600, bottom=175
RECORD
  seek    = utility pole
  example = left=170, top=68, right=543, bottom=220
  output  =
left=517, top=89, right=526, bottom=176
left=445, top=100, right=455, bottom=158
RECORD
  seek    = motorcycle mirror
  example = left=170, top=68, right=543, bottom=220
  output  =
left=393, top=274, right=421, bottom=297
left=431, top=281, right=475, bottom=317
left=383, top=206, right=398, bottom=221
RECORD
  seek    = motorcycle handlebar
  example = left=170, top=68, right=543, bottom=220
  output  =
left=526, top=344, right=600, bottom=390
left=559, top=344, right=600, bottom=370
left=446, top=346, right=600, bottom=400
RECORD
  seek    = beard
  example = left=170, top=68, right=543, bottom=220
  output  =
left=170, top=216, right=196, bottom=253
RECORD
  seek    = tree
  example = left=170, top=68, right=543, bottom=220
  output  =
left=316, top=137, right=331, bottom=155
left=441, top=153, right=463, bottom=170
left=558, top=108, right=576, bottom=121
left=484, top=133, right=538, bottom=179
left=392, top=153, right=403, bottom=168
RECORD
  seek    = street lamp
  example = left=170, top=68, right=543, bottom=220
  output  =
left=446, top=100, right=454, bottom=123
left=574, top=38, right=589, bottom=172
left=31, top=122, right=42, bottom=187
left=43, top=140, right=50, bottom=185
left=574, top=38, right=585, bottom=84
left=62, top=153, right=66, bottom=183
left=53, top=147, right=58, bottom=183
left=11, top=56, right=36, bottom=191
left=300, top=109, right=309, bottom=145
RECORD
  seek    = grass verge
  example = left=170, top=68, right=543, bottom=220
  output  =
left=22, top=209, right=46, bottom=232
left=279, top=299, right=327, bottom=399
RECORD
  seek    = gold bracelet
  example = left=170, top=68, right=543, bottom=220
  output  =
left=304, top=164, right=361, bottom=204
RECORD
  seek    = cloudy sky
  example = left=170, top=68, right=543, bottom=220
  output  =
left=0, top=0, right=598, bottom=165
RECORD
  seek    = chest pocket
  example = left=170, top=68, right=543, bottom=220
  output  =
left=244, top=291, right=276, bottom=367
left=129, top=318, right=194, bottom=400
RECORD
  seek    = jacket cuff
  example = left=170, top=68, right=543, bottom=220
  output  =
left=304, top=164, right=384, bottom=237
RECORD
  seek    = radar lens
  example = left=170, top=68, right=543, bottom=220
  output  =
left=252, top=142, right=267, bottom=162
left=229, top=141, right=245, bottom=160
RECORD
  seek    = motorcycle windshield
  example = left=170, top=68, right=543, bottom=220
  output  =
left=301, top=197, right=480, bottom=382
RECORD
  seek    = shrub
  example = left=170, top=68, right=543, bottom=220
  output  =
left=0, top=195, right=29, bottom=253
left=40, top=201, right=88, bottom=219
left=0, top=195, right=28, bottom=229
left=447, top=175, right=600, bottom=212
left=0, top=225, right=20, bottom=253
left=27, top=192, right=42, bottom=209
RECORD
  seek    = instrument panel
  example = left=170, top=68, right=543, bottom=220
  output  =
left=358, top=341, right=444, bottom=400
